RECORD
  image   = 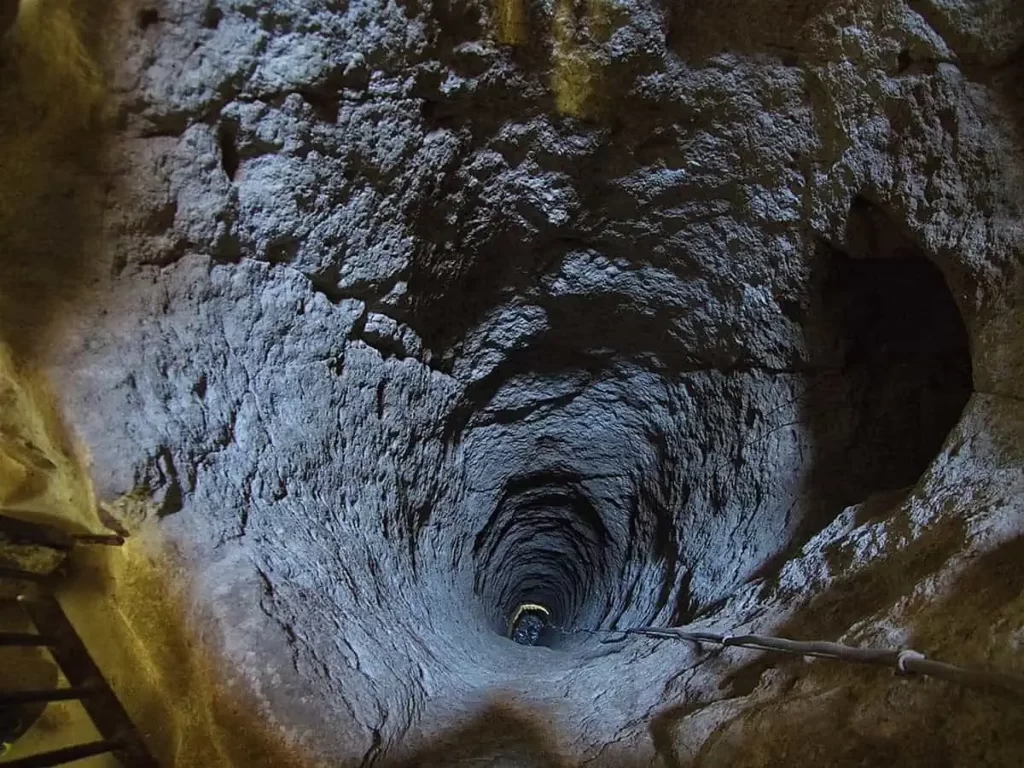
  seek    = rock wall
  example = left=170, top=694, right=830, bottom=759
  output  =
left=23, top=0, right=1024, bottom=765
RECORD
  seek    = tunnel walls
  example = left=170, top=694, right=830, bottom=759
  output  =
left=22, top=0, right=1024, bottom=765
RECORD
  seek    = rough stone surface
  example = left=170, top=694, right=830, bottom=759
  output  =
left=27, top=0, right=1024, bottom=764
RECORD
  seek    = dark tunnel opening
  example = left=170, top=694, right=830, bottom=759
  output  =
left=472, top=473, right=613, bottom=647
left=764, top=227, right=975, bottom=559
left=813, top=229, right=974, bottom=514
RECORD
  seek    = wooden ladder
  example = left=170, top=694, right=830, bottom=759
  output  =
left=0, top=515, right=158, bottom=767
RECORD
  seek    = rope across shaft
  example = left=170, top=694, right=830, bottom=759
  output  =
left=556, top=624, right=1024, bottom=702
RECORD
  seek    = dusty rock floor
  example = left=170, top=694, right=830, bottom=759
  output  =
left=2, top=0, right=1024, bottom=766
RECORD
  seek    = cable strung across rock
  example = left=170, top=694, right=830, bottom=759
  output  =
left=560, top=625, right=1024, bottom=702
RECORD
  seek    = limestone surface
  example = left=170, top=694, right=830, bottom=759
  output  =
left=28, top=0, right=1024, bottom=764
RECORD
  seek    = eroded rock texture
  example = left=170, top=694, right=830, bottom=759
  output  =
left=43, top=0, right=1024, bottom=764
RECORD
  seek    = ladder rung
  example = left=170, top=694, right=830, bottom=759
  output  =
left=0, top=631, right=51, bottom=647
left=0, top=684, right=97, bottom=705
left=0, top=739, right=122, bottom=768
